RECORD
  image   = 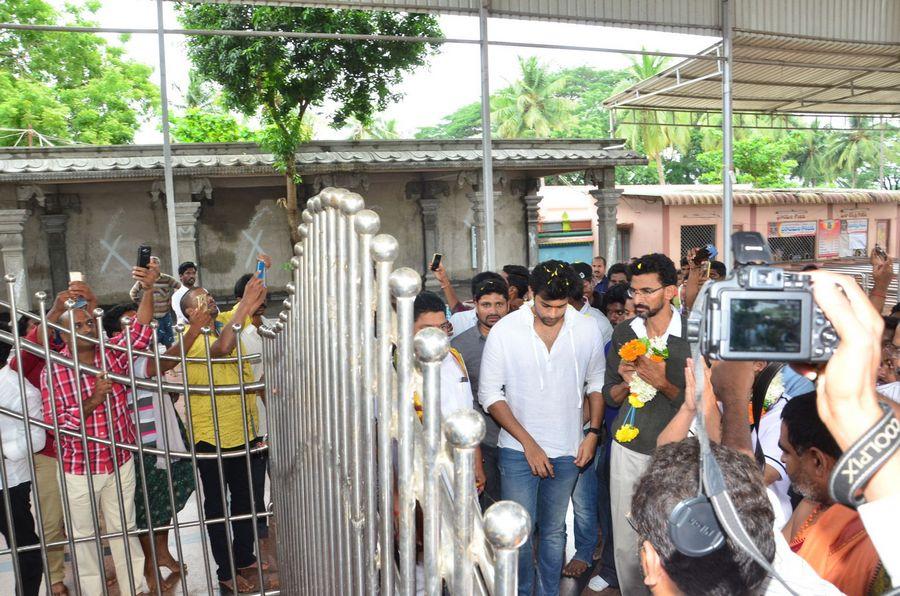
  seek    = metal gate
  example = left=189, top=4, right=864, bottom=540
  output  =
left=262, top=187, right=531, bottom=595
left=0, top=186, right=530, bottom=595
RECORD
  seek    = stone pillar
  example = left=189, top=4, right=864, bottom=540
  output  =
left=0, top=210, right=31, bottom=308
left=522, top=194, right=542, bottom=268
left=406, top=179, right=450, bottom=289
left=174, top=202, right=202, bottom=270
left=466, top=191, right=501, bottom=271
left=587, top=168, right=622, bottom=265
left=40, top=213, right=70, bottom=296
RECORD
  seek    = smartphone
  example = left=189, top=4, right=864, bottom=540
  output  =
left=137, top=245, right=152, bottom=268
left=68, top=271, right=87, bottom=308
left=874, top=245, right=888, bottom=260
left=256, top=259, right=267, bottom=286
left=430, top=253, right=443, bottom=271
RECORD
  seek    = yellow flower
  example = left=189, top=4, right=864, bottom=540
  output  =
left=615, top=424, right=640, bottom=443
left=628, top=394, right=645, bottom=409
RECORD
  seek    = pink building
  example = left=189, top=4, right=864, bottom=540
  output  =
left=538, top=185, right=900, bottom=265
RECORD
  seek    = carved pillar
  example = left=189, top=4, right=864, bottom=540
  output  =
left=174, top=202, right=202, bottom=270
left=40, top=213, right=70, bottom=296
left=587, top=168, right=622, bottom=265
left=0, top=210, right=31, bottom=308
left=522, top=195, right=542, bottom=268
left=406, top=180, right=449, bottom=289
left=459, top=170, right=505, bottom=271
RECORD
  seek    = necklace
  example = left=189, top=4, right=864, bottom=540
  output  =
left=789, top=502, right=830, bottom=548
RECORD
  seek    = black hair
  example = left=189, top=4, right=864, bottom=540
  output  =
left=883, top=315, right=899, bottom=338
left=102, top=303, right=139, bottom=337
left=607, top=263, right=628, bottom=279
left=627, top=253, right=678, bottom=287
left=178, top=261, right=197, bottom=276
left=891, top=302, right=900, bottom=316
left=234, top=273, right=253, bottom=299
left=502, top=264, right=529, bottom=279
left=601, top=283, right=630, bottom=312
left=413, top=291, right=446, bottom=322
left=505, top=271, right=529, bottom=298
left=180, top=287, right=204, bottom=319
left=529, top=260, right=577, bottom=301
left=680, top=257, right=689, bottom=267
left=631, top=439, right=775, bottom=596
left=781, top=392, right=841, bottom=459
left=15, top=314, right=31, bottom=338
left=801, top=264, right=819, bottom=272
left=710, top=260, right=727, bottom=278
left=474, top=279, right=509, bottom=302
left=470, top=271, right=504, bottom=296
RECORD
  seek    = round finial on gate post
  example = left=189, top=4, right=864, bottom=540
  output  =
left=293, top=243, right=304, bottom=257
left=322, top=188, right=343, bottom=209
left=173, top=323, right=185, bottom=336
left=414, top=327, right=450, bottom=364
left=297, top=224, right=309, bottom=240
left=278, top=311, right=289, bottom=322
left=339, top=192, right=365, bottom=215
left=92, top=307, right=104, bottom=319
left=484, top=501, right=531, bottom=551
left=274, top=321, right=285, bottom=334
left=301, top=209, right=313, bottom=224
left=443, top=409, right=485, bottom=449
left=355, top=209, right=380, bottom=235
left=372, top=234, right=399, bottom=263
left=290, top=256, right=301, bottom=270
left=286, top=282, right=295, bottom=295
left=389, top=267, right=421, bottom=299
left=34, top=291, right=47, bottom=303
left=282, top=299, right=292, bottom=311
left=4, top=274, right=16, bottom=283
left=307, top=196, right=322, bottom=213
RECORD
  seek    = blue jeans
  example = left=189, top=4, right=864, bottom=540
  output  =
left=595, top=439, right=618, bottom=586
left=156, top=312, right=174, bottom=347
left=571, top=435, right=599, bottom=564
left=499, top=448, right=579, bottom=596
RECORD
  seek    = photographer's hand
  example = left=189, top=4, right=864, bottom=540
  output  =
left=809, top=270, right=900, bottom=503
left=869, top=248, right=893, bottom=313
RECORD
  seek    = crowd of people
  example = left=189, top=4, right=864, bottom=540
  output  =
left=424, top=249, right=900, bottom=596
left=0, top=257, right=277, bottom=595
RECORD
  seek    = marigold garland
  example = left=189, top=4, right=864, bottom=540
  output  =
left=616, top=336, right=669, bottom=443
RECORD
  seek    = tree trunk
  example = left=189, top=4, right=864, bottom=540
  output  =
left=285, top=162, right=301, bottom=245
left=656, top=158, right=666, bottom=185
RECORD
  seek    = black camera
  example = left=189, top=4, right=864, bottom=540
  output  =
left=690, top=232, right=838, bottom=362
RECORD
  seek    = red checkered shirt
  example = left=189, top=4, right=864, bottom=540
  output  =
left=41, top=321, right=153, bottom=475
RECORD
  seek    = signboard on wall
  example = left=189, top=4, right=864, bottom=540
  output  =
left=817, top=220, right=841, bottom=259
left=768, top=221, right=816, bottom=237
left=845, top=218, right=868, bottom=257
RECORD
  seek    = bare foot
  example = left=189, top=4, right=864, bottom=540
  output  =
left=562, top=558, right=590, bottom=578
left=50, top=582, right=68, bottom=596
left=219, top=575, right=256, bottom=594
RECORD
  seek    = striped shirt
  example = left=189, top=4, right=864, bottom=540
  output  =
left=130, top=274, right=181, bottom=319
left=41, top=322, right=153, bottom=475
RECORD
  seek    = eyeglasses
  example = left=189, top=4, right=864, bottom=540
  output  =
left=627, top=286, right=665, bottom=298
left=439, top=322, right=453, bottom=333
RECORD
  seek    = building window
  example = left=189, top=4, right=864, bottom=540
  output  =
left=680, top=225, right=716, bottom=257
left=617, top=226, right=631, bottom=262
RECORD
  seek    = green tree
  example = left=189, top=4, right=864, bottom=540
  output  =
left=788, top=125, right=835, bottom=187
left=825, top=117, right=881, bottom=188
left=697, top=135, right=798, bottom=187
left=178, top=5, right=440, bottom=240
left=613, top=52, right=691, bottom=184
left=346, top=116, right=400, bottom=140
left=0, top=0, right=158, bottom=145
left=553, top=67, right=630, bottom=139
left=415, top=101, right=483, bottom=139
left=490, top=57, right=574, bottom=138
left=169, top=108, right=258, bottom=143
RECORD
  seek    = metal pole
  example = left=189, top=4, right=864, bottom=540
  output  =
left=721, top=0, right=734, bottom=270
left=446, top=410, right=485, bottom=596
left=156, top=0, right=180, bottom=272
left=484, top=501, right=531, bottom=596
left=479, top=0, right=496, bottom=272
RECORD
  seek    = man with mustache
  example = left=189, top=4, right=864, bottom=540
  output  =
left=451, top=278, right=510, bottom=509
left=602, top=253, right=689, bottom=595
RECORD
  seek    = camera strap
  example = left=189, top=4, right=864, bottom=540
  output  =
left=829, top=401, right=900, bottom=508
left=689, top=289, right=798, bottom=596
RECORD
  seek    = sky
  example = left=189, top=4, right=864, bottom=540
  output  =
left=57, top=0, right=718, bottom=143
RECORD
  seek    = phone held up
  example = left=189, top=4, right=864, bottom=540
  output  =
left=68, top=271, right=87, bottom=308
left=137, top=244, right=152, bottom=269
left=256, top=259, right=267, bottom=286
left=430, top=253, right=443, bottom=272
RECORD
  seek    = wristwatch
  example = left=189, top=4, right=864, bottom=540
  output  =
left=587, top=427, right=602, bottom=437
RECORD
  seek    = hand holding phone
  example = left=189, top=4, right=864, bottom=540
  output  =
left=256, top=260, right=267, bottom=286
left=137, top=245, right=152, bottom=269
left=430, top=253, right=443, bottom=272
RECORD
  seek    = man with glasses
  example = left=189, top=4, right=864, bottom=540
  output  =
left=601, top=253, right=690, bottom=595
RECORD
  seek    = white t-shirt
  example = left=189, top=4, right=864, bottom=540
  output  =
left=172, top=285, right=191, bottom=324
left=439, top=352, right=474, bottom=420
left=580, top=302, right=614, bottom=347
left=448, top=309, right=478, bottom=339
left=479, top=304, right=606, bottom=458
left=752, top=396, right=792, bottom=523
left=859, top=493, right=900, bottom=588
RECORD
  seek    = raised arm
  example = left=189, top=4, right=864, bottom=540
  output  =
left=144, top=306, right=212, bottom=377
left=869, top=248, right=894, bottom=314
left=432, top=263, right=461, bottom=312
left=209, top=277, right=266, bottom=358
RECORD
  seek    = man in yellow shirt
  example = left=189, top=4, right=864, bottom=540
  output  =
left=179, top=270, right=271, bottom=593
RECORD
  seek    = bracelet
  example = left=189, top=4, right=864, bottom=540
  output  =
left=829, top=401, right=900, bottom=508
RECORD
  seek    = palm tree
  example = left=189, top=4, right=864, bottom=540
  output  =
left=825, top=117, right=881, bottom=188
left=490, top=57, right=574, bottom=138
left=793, top=122, right=835, bottom=187
left=345, top=116, right=401, bottom=140
left=613, top=51, right=691, bottom=184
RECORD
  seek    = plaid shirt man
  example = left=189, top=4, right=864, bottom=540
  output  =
left=41, top=321, right=153, bottom=475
